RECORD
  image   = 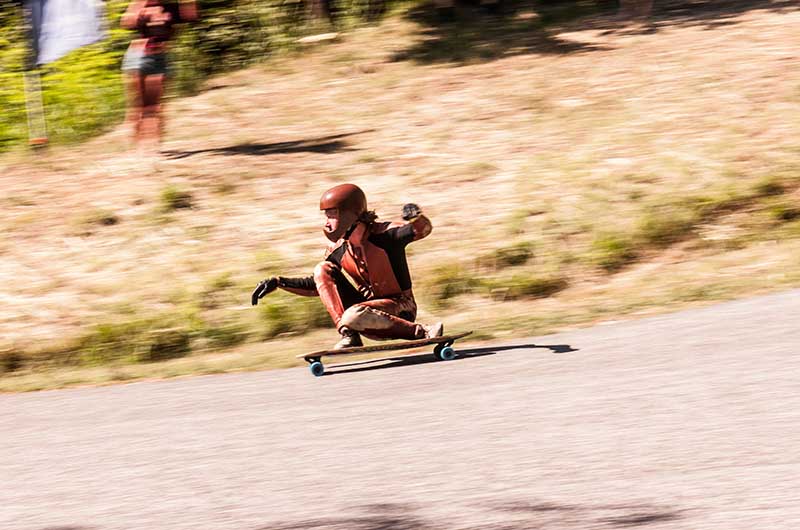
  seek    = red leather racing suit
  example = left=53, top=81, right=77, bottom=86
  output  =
left=277, top=216, right=432, bottom=340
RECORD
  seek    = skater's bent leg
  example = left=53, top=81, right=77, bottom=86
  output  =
left=339, top=298, right=425, bottom=340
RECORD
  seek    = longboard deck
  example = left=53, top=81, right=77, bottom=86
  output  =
left=300, top=331, right=473, bottom=360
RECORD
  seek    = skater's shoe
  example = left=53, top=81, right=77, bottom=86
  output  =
left=334, top=327, right=363, bottom=349
left=422, top=322, right=444, bottom=339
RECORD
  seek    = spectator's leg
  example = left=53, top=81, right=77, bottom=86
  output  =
left=141, top=73, right=165, bottom=151
left=124, top=72, right=143, bottom=143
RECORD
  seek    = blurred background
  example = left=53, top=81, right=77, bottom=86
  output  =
left=0, top=0, right=799, bottom=391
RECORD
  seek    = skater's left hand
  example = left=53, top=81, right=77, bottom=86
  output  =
left=402, top=203, right=422, bottom=221
left=251, top=277, right=279, bottom=305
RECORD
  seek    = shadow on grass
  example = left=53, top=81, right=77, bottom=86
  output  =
left=584, top=0, right=800, bottom=38
left=261, top=500, right=683, bottom=529
left=324, top=341, right=577, bottom=376
left=601, top=511, right=682, bottom=526
left=38, top=527, right=93, bottom=530
left=391, top=0, right=799, bottom=65
left=495, top=501, right=685, bottom=528
left=391, top=1, right=614, bottom=65
left=162, top=130, right=371, bottom=160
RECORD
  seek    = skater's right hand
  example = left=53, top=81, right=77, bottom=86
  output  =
left=251, top=277, right=279, bottom=306
left=402, top=203, right=422, bottom=221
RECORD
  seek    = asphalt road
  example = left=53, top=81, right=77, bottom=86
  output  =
left=2, top=290, right=799, bottom=530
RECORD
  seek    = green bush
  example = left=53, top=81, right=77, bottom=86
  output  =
left=138, top=328, right=191, bottom=362
left=74, top=316, right=192, bottom=365
left=591, top=233, right=637, bottom=272
left=753, top=176, right=786, bottom=198
left=0, top=349, right=24, bottom=374
left=72, top=208, right=120, bottom=236
left=258, top=294, right=331, bottom=339
left=0, top=5, right=30, bottom=150
left=485, top=274, right=568, bottom=300
left=160, top=185, right=194, bottom=212
left=768, top=203, right=800, bottom=222
left=40, top=46, right=128, bottom=144
left=478, top=241, right=534, bottom=270
left=203, top=321, right=250, bottom=349
left=259, top=300, right=295, bottom=338
left=198, top=272, right=238, bottom=309
left=425, top=264, right=482, bottom=308
left=635, top=206, right=698, bottom=248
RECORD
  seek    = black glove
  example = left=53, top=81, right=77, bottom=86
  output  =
left=251, top=277, right=279, bottom=306
left=402, top=203, right=422, bottom=221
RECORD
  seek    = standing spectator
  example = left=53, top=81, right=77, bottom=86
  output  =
left=121, top=0, right=197, bottom=153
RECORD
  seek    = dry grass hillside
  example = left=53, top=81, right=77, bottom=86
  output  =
left=1, top=0, right=799, bottom=390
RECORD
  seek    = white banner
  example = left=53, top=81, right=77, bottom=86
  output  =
left=27, top=0, right=105, bottom=65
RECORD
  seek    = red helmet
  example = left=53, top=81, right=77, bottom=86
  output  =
left=320, top=184, right=368, bottom=242
left=319, top=183, right=367, bottom=216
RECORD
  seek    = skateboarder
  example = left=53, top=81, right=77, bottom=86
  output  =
left=251, top=183, right=443, bottom=349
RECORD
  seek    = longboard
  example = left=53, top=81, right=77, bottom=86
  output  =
left=299, top=331, right=473, bottom=377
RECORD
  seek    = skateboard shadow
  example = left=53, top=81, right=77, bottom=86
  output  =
left=325, top=342, right=577, bottom=376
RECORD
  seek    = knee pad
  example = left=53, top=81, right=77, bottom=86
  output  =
left=339, top=305, right=400, bottom=334
left=339, top=305, right=368, bottom=331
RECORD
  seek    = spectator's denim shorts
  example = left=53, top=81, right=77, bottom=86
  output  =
left=122, top=47, right=169, bottom=77
left=139, top=53, right=169, bottom=77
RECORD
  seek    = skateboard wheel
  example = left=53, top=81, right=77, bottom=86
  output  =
left=438, top=346, right=456, bottom=361
left=310, top=361, right=325, bottom=377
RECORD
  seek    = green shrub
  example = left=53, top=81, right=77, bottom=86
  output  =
left=75, top=320, right=143, bottom=365
left=258, top=294, right=331, bottom=339
left=199, top=272, right=238, bottom=309
left=87, top=209, right=120, bottom=226
left=39, top=45, right=127, bottom=144
left=75, top=316, right=192, bottom=365
left=425, top=265, right=482, bottom=308
left=138, top=328, right=191, bottom=362
left=203, top=322, right=250, bottom=349
left=0, top=6, right=30, bottom=150
left=0, top=349, right=24, bottom=374
left=591, top=233, right=637, bottom=272
left=72, top=208, right=120, bottom=235
left=213, top=180, right=237, bottom=195
left=635, top=206, right=698, bottom=248
left=486, top=274, right=568, bottom=300
left=160, top=185, right=193, bottom=212
left=633, top=188, right=797, bottom=250
left=259, top=300, right=295, bottom=338
left=478, top=241, right=534, bottom=270
left=298, top=296, right=332, bottom=329
left=673, top=284, right=727, bottom=302
left=253, top=249, right=286, bottom=274
left=753, top=176, right=786, bottom=198
left=768, top=203, right=800, bottom=222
